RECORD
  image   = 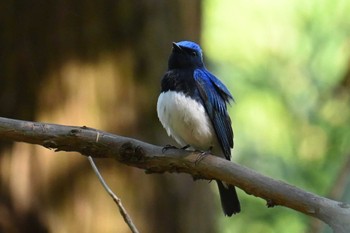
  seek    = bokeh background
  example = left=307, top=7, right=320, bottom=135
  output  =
left=1, top=0, right=350, bottom=232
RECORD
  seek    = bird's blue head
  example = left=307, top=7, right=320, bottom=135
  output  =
left=168, top=41, right=204, bottom=70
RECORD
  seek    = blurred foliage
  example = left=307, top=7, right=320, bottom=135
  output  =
left=1, top=0, right=349, bottom=232
left=203, top=0, right=350, bottom=232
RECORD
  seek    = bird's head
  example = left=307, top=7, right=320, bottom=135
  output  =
left=168, top=41, right=204, bottom=69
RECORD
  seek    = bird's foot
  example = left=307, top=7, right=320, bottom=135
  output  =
left=162, top=144, right=190, bottom=153
left=162, top=144, right=178, bottom=153
left=195, top=147, right=213, bottom=165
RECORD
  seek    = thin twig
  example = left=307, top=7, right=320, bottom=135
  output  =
left=88, top=156, right=139, bottom=233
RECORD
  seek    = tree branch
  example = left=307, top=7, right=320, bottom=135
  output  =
left=0, top=117, right=349, bottom=233
left=88, top=156, right=139, bottom=233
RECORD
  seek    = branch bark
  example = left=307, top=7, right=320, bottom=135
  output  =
left=0, top=117, right=349, bottom=232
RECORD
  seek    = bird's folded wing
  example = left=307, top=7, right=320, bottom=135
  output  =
left=193, top=69, right=234, bottom=160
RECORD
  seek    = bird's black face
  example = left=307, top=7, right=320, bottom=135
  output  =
left=168, top=42, right=204, bottom=70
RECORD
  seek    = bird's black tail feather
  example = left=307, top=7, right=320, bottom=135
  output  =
left=216, top=181, right=241, bottom=216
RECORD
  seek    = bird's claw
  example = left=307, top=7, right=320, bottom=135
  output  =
left=162, top=144, right=178, bottom=153
left=162, top=144, right=191, bottom=153
left=194, top=147, right=212, bottom=165
left=195, top=151, right=209, bottom=165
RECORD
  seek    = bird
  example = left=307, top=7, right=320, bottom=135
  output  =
left=157, top=40, right=241, bottom=216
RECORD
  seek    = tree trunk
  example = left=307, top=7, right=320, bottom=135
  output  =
left=0, top=1, right=215, bottom=233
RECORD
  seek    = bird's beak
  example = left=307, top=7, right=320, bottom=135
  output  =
left=172, top=42, right=183, bottom=52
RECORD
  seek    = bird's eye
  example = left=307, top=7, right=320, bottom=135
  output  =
left=192, top=52, right=197, bottom=57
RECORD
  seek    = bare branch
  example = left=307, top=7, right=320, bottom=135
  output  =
left=88, top=156, right=139, bottom=233
left=0, top=117, right=349, bottom=233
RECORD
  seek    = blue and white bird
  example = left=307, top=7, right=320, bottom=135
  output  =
left=157, top=41, right=241, bottom=216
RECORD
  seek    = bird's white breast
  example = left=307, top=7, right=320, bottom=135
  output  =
left=157, top=91, right=216, bottom=150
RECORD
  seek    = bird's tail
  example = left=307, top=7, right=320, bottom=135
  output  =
left=216, top=181, right=241, bottom=216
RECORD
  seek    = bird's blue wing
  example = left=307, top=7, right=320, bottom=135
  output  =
left=194, top=69, right=234, bottom=160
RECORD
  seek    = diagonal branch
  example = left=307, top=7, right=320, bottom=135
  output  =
left=0, top=117, right=349, bottom=233
left=88, top=156, right=139, bottom=233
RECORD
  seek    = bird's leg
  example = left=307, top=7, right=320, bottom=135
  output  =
left=195, top=146, right=213, bottom=165
left=162, top=144, right=190, bottom=153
